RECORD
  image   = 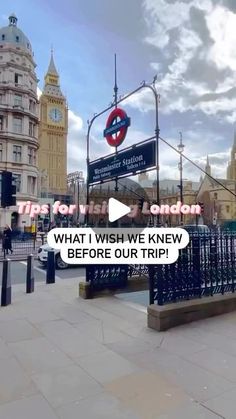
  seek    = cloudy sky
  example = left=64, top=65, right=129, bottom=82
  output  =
left=2, top=0, right=236, bottom=181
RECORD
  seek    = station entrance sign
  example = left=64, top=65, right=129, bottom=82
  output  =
left=88, top=140, right=156, bottom=184
left=104, top=108, right=130, bottom=147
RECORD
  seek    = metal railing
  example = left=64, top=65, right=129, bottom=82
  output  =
left=86, top=265, right=128, bottom=292
left=0, top=229, right=38, bottom=260
left=149, top=232, right=236, bottom=305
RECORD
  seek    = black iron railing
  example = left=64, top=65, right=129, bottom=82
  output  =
left=86, top=265, right=128, bottom=292
left=149, top=232, right=236, bottom=305
left=0, top=229, right=37, bottom=260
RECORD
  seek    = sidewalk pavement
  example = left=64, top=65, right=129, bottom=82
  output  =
left=0, top=279, right=236, bottom=418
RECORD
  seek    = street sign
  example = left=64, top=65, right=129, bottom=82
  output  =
left=88, top=140, right=156, bottom=184
left=104, top=108, right=130, bottom=147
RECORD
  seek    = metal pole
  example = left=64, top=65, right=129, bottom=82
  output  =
left=26, top=254, right=34, bottom=294
left=86, top=121, right=91, bottom=226
left=178, top=132, right=184, bottom=225
left=153, top=79, right=160, bottom=227
left=46, top=250, right=55, bottom=284
left=77, top=179, right=80, bottom=225
left=1, top=259, right=11, bottom=306
left=86, top=78, right=161, bottom=224
left=114, top=53, right=119, bottom=194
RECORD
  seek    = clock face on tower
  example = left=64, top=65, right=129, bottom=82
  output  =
left=48, top=107, right=63, bottom=123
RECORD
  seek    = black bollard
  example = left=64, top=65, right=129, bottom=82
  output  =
left=46, top=250, right=55, bottom=284
left=1, top=259, right=11, bottom=306
left=26, top=254, right=35, bottom=294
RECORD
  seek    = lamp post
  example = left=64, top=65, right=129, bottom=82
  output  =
left=177, top=132, right=184, bottom=225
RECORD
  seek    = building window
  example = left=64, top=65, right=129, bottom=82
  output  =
left=226, top=205, right=230, bottom=213
left=13, top=145, right=22, bottom=162
left=0, top=143, right=2, bottom=161
left=14, top=94, right=22, bottom=107
left=13, top=174, right=21, bottom=192
left=29, top=99, right=35, bottom=112
left=214, top=193, right=218, bottom=200
left=0, top=116, right=3, bottom=130
left=16, top=36, right=19, bottom=42
left=14, top=73, right=22, bottom=84
left=28, top=176, right=36, bottom=195
left=1, top=34, right=5, bottom=41
left=29, top=121, right=35, bottom=137
left=28, top=146, right=36, bottom=165
left=13, top=117, right=22, bottom=134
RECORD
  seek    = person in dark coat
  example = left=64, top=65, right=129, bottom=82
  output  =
left=3, top=225, right=13, bottom=255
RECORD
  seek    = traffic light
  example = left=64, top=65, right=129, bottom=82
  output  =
left=1, top=171, right=16, bottom=208
left=198, top=201, right=204, bottom=214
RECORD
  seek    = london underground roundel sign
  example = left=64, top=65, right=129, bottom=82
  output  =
left=103, top=108, right=131, bottom=147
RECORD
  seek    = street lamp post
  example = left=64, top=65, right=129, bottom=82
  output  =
left=177, top=132, right=184, bottom=225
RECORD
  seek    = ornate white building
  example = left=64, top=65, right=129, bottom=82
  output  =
left=0, top=14, right=39, bottom=228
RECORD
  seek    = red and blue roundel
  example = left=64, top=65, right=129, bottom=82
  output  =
left=104, top=108, right=131, bottom=147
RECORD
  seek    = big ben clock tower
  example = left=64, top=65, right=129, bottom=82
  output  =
left=38, top=51, right=68, bottom=196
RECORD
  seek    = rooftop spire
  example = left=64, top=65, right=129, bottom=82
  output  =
left=47, top=49, right=59, bottom=77
left=43, top=49, right=64, bottom=98
left=9, top=13, right=17, bottom=26
left=205, top=155, right=211, bottom=176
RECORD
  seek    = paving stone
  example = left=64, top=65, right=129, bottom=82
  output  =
left=0, top=357, right=37, bottom=404
left=203, top=386, right=236, bottom=419
left=75, top=319, right=129, bottom=344
left=126, top=347, right=234, bottom=402
left=107, top=335, right=153, bottom=357
left=76, top=350, right=139, bottom=384
left=158, top=333, right=207, bottom=356
left=57, top=392, right=141, bottom=419
left=0, top=395, right=58, bottom=419
left=9, top=336, right=72, bottom=374
left=184, top=348, right=236, bottom=382
left=106, top=371, right=190, bottom=419
left=37, top=319, right=106, bottom=358
left=52, top=303, right=98, bottom=324
left=0, top=337, right=12, bottom=359
left=157, top=401, right=221, bottom=418
left=32, top=364, right=103, bottom=408
left=0, top=319, right=41, bottom=342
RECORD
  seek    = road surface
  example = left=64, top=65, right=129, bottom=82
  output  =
left=0, top=261, right=85, bottom=284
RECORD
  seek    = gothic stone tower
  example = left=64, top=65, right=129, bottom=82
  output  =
left=38, top=52, right=68, bottom=196
left=227, top=130, right=236, bottom=180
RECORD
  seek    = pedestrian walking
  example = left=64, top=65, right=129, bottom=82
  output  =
left=3, top=225, right=13, bottom=256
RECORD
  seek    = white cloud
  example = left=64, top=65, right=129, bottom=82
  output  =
left=37, top=87, right=42, bottom=98
left=68, top=109, right=83, bottom=131
left=206, top=6, right=236, bottom=71
left=129, top=0, right=236, bottom=122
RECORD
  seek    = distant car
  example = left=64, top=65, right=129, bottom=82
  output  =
left=222, top=220, right=236, bottom=232
left=181, top=224, right=210, bottom=235
left=38, top=244, right=69, bottom=270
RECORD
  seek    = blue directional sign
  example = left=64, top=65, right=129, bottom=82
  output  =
left=88, top=140, right=156, bottom=184
left=104, top=117, right=130, bottom=137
